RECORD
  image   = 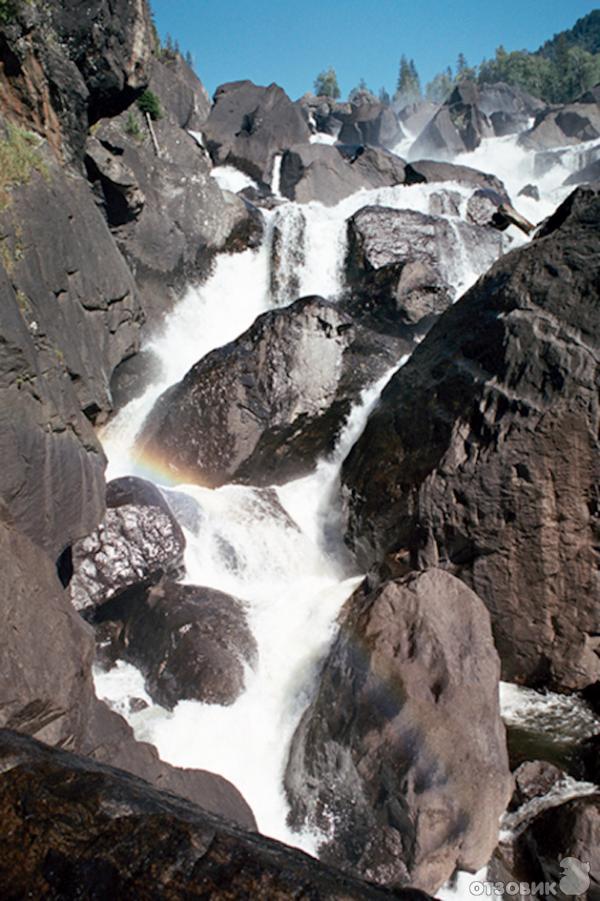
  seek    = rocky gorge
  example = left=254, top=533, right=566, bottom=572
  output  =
left=0, top=1, right=599, bottom=898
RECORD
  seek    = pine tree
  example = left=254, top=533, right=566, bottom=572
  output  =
left=395, top=55, right=421, bottom=104
left=314, top=67, right=341, bottom=99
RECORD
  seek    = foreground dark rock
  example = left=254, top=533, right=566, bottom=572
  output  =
left=492, top=777, right=600, bottom=901
left=0, top=729, right=433, bottom=901
left=285, top=570, right=512, bottom=893
left=342, top=186, right=600, bottom=692
left=137, top=296, right=404, bottom=489
left=410, top=81, right=494, bottom=159
left=106, top=580, right=258, bottom=710
left=202, top=79, right=311, bottom=186
left=335, top=97, right=404, bottom=148
left=280, top=143, right=407, bottom=206
left=0, top=515, right=255, bottom=829
left=345, top=205, right=505, bottom=332
left=70, top=476, right=186, bottom=614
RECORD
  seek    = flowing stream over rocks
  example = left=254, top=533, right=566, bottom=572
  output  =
left=97, top=133, right=594, bottom=876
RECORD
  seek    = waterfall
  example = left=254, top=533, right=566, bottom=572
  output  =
left=96, top=140, right=590, bottom=861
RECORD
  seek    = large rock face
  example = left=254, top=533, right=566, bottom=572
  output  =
left=70, top=476, right=186, bottom=614
left=478, top=82, right=545, bottom=136
left=111, top=580, right=258, bottom=710
left=279, top=143, right=407, bottom=206
left=285, top=570, right=512, bottom=893
left=0, top=515, right=255, bottom=829
left=202, top=80, right=311, bottom=186
left=0, top=729, right=433, bottom=901
left=0, top=127, right=143, bottom=557
left=345, top=205, right=505, bottom=332
left=0, top=0, right=154, bottom=159
left=410, top=82, right=494, bottom=159
left=404, top=158, right=509, bottom=197
left=335, top=97, right=404, bottom=148
left=137, top=296, right=405, bottom=489
left=342, top=186, right=600, bottom=692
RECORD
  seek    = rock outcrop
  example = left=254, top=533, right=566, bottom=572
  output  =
left=520, top=90, right=600, bottom=151
left=202, top=79, right=311, bottom=186
left=70, top=476, right=186, bottom=615
left=106, top=580, right=258, bottom=710
left=0, top=514, right=255, bottom=828
left=410, top=81, right=494, bottom=158
left=335, top=97, right=403, bottom=148
left=478, top=82, right=545, bottom=136
left=85, top=57, right=260, bottom=326
left=285, top=570, right=512, bottom=893
left=279, top=142, right=407, bottom=206
left=0, top=0, right=154, bottom=159
left=404, top=158, right=509, bottom=197
left=344, top=205, right=505, bottom=333
left=0, top=729, right=433, bottom=900
left=342, top=186, right=600, bottom=692
left=137, top=295, right=405, bottom=489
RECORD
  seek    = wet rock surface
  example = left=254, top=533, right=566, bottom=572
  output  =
left=0, top=514, right=256, bottom=829
left=285, top=570, right=512, bottom=893
left=345, top=204, right=504, bottom=333
left=70, top=476, right=186, bottom=614
left=520, top=91, right=600, bottom=151
left=342, top=185, right=600, bottom=692
left=106, top=580, right=258, bottom=710
left=0, top=728, right=433, bottom=901
left=137, top=295, right=404, bottom=489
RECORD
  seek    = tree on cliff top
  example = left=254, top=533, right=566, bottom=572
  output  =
left=314, top=68, right=341, bottom=99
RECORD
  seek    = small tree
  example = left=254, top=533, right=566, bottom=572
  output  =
left=395, top=55, right=421, bottom=104
left=314, top=67, right=341, bottom=99
left=348, top=77, right=375, bottom=102
left=137, top=90, right=162, bottom=121
left=379, top=86, right=391, bottom=105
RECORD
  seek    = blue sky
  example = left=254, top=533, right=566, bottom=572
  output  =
left=150, top=1, right=599, bottom=101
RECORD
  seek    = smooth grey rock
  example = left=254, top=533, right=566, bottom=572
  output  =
left=410, top=81, right=494, bottom=159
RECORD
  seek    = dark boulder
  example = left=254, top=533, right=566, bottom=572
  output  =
left=520, top=95, right=600, bottom=151
left=345, top=205, right=505, bottom=333
left=335, top=97, right=403, bottom=148
left=110, top=580, right=258, bottom=710
left=148, top=52, right=210, bottom=131
left=279, top=142, right=407, bottom=206
left=109, top=349, right=164, bottom=413
left=0, top=729, right=433, bottom=901
left=497, top=792, right=600, bottom=901
left=202, top=80, right=311, bottom=186
left=285, top=570, right=512, bottom=893
left=341, top=186, right=600, bottom=692
left=518, top=183, right=541, bottom=201
left=578, top=735, right=600, bottom=784
left=509, top=761, right=564, bottom=810
left=404, top=158, right=509, bottom=197
left=0, top=515, right=255, bottom=829
left=70, top=476, right=186, bottom=614
left=410, top=81, right=494, bottom=159
left=137, top=295, right=404, bottom=489
left=478, top=82, right=544, bottom=135
left=296, top=93, right=345, bottom=136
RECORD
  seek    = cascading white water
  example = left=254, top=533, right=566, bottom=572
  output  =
left=97, top=132, right=596, bottom=876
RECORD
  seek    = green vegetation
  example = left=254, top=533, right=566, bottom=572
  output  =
left=395, top=55, right=421, bottom=103
left=137, top=90, right=162, bottom=121
left=0, top=123, right=48, bottom=209
left=348, top=78, right=376, bottom=102
left=0, top=0, right=16, bottom=25
left=125, top=111, right=143, bottom=139
left=314, top=67, right=341, bottom=99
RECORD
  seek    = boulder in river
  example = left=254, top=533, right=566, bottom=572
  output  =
left=107, top=580, right=258, bottom=710
left=342, top=185, right=600, bottom=693
left=410, top=81, right=495, bottom=159
left=279, top=143, right=407, bottom=206
left=70, top=477, right=186, bottom=615
left=137, top=295, right=406, bottom=489
left=520, top=90, right=600, bottom=151
left=285, top=570, right=512, bottom=893
left=201, top=80, right=311, bottom=186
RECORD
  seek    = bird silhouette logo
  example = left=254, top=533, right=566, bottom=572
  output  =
left=559, top=858, right=591, bottom=896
